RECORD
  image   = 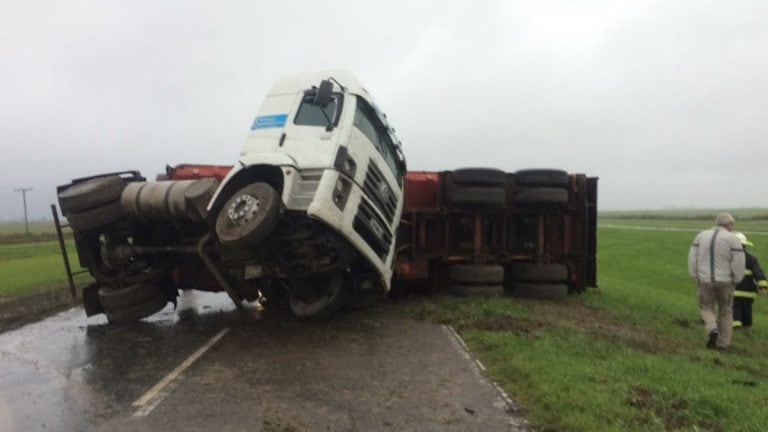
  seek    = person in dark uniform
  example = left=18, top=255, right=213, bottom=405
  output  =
left=733, top=232, right=768, bottom=331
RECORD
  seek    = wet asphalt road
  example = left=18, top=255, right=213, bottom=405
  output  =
left=0, top=291, right=527, bottom=431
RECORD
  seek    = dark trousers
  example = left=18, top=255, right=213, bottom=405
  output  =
left=733, top=297, right=754, bottom=328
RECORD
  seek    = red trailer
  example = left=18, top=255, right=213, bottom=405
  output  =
left=395, top=168, right=597, bottom=299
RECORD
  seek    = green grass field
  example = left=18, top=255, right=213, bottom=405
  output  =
left=601, top=208, right=768, bottom=221
left=0, top=240, right=86, bottom=298
left=409, top=217, right=768, bottom=431
left=0, top=221, right=58, bottom=235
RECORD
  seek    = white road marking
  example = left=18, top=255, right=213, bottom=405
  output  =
left=132, top=327, right=230, bottom=418
left=0, top=391, right=14, bottom=432
left=600, top=224, right=768, bottom=236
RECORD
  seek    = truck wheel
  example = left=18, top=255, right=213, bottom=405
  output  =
left=98, top=281, right=163, bottom=311
left=510, top=263, right=568, bottom=282
left=65, top=201, right=123, bottom=231
left=449, top=285, right=504, bottom=297
left=452, top=168, right=506, bottom=186
left=449, top=264, right=504, bottom=285
left=509, top=283, right=568, bottom=300
left=215, top=182, right=280, bottom=248
left=259, top=282, right=290, bottom=310
left=58, top=176, right=126, bottom=214
left=514, top=187, right=568, bottom=205
left=104, top=291, right=169, bottom=324
left=515, top=169, right=569, bottom=187
left=289, top=275, right=350, bottom=317
left=451, top=187, right=506, bottom=205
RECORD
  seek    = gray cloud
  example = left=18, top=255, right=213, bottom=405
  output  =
left=2, top=0, right=767, bottom=220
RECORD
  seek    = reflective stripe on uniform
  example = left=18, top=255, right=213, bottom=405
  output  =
left=733, top=320, right=743, bottom=328
left=735, top=290, right=757, bottom=298
left=759, top=280, right=768, bottom=288
left=745, top=269, right=753, bottom=276
left=709, top=230, right=720, bottom=282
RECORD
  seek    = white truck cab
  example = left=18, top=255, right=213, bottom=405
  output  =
left=211, top=71, right=406, bottom=315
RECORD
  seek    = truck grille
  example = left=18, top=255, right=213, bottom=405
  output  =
left=362, top=161, right=397, bottom=228
left=353, top=197, right=393, bottom=261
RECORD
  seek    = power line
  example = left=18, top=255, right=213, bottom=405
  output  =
left=14, top=187, right=33, bottom=234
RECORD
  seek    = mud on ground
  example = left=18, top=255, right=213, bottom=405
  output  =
left=0, top=288, right=79, bottom=333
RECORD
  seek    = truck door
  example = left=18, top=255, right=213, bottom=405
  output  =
left=281, top=91, right=345, bottom=167
left=243, top=91, right=344, bottom=168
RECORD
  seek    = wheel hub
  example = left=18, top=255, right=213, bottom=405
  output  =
left=227, top=194, right=261, bottom=225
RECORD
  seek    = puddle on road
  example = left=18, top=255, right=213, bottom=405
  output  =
left=0, top=291, right=248, bottom=432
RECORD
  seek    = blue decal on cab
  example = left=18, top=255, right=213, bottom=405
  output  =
left=251, top=114, right=288, bottom=130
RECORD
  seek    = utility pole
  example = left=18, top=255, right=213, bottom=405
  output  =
left=14, top=187, right=33, bottom=235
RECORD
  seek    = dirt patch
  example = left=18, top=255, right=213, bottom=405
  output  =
left=627, top=385, right=653, bottom=409
left=0, top=288, right=79, bottom=334
left=469, top=300, right=680, bottom=355
left=625, top=385, right=723, bottom=432
left=472, top=317, right=544, bottom=335
left=672, top=318, right=695, bottom=329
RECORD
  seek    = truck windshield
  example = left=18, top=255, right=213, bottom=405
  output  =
left=353, top=99, right=403, bottom=185
left=294, top=95, right=341, bottom=127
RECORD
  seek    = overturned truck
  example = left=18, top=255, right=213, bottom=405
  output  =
left=58, top=71, right=406, bottom=322
left=56, top=71, right=598, bottom=323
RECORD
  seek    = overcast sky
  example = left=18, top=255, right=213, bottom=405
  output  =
left=2, top=0, right=767, bottom=220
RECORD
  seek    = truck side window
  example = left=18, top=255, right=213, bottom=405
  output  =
left=353, top=99, right=403, bottom=184
left=294, top=95, right=340, bottom=127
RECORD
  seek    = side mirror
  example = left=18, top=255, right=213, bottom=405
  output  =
left=313, top=80, right=334, bottom=107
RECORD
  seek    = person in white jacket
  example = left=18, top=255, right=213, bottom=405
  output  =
left=688, top=213, right=745, bottom=351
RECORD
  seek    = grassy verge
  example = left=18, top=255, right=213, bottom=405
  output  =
left=0, top=221, right=73, bottom=245
left=600, top=208, right=768, bottom=221
left=0, top=240, right=88, bottom=299
left=406, top=220, right=768, bottom=431
left=600, top=218, right=768, bottom=234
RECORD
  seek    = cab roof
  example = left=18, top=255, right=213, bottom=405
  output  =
left=267, top=70, right=370, bottom=98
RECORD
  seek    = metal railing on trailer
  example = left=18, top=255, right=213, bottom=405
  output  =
left=51, top=203, right=84, bottom=298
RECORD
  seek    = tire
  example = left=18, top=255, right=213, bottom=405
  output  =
left=452, top=168, right=506, bottom=186
left=58, top=176, right=126, bottom=214
left=215, top=182, right=280, bottom=248
left=515, top=169, right=569, bottom=188
left=104, top=292, right=169, bottom=324
left=65, top=201, right=123, bottom=231
left=510, top=263, right=568, bottom=282
left=509, top=283, right=568, bottom=300
left=451, top=187, right=505, bottom=205
left=515, top=187, right=568, bottom=205
left=259, top=280, right=290, bottom=310
left=121, top=268, right=165, bottom=286
left=99, top=281, right=163, bottom=311
left=449, top=264, right=504, bottom=285
left=449, top=284, right=504, bottom=297
left=289, top=275, right=350, bottom=317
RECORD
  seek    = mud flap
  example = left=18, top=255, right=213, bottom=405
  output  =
left=82, top=283, right=105, bottom=316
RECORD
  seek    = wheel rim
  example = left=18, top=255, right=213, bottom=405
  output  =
left=226, top=194, right=261, bottom=225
